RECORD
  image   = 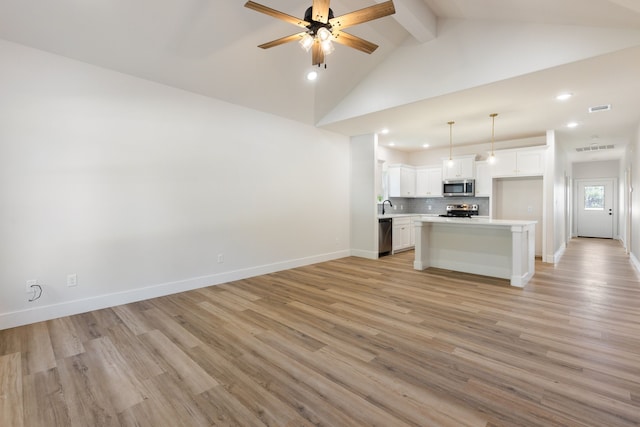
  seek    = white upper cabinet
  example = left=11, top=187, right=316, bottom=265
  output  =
left=416, top=166, right=442, bottom=197
left=516, top=149, right=546, bottom=175
left=475, top=161, right=491, bottom=197
left=442, top=155, right=476, bottom=180
left=490, top=147, right=546, bottom=177
left=388, top=165, right=416, bottom=197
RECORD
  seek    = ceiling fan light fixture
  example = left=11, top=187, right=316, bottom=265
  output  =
left=299, top=33, right=314, bottom=51
left=316, top=27, right=332, bottom=42
left=245, top=1, right=396, bottom=67
left=321, top=39, right=334, bottom=55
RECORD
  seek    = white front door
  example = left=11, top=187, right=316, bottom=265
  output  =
left=577, top=179, right=614, bottom=238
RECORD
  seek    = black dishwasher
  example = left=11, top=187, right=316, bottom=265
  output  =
left=378, top=218, right=392, bottom=256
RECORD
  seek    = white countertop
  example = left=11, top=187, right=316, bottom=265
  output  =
left=378, top=213, right=439, bottom=219
left=378, top=214, right=490, bottom=220
left=416, top=217, right=536, bottom=226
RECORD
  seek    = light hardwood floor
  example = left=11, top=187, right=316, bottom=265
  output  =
left=2, top=237, right=640, bottom=426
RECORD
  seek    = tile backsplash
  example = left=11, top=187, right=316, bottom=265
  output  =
left=379, top=197, right=489, bottom=216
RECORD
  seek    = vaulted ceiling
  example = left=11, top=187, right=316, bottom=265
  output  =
left=1, top=0, right=640, bottom=161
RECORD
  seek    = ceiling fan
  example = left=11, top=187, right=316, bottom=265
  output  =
left=245, top=0, right=396, bottom=66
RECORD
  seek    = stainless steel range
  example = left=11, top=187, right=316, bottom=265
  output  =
left=439, top=204, right=479, bottom=218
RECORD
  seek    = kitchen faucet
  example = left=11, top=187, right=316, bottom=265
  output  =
left=381, top=199, right=393, bottom=215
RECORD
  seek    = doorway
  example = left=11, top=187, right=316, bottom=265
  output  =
left=576, top=179, right=615, bottom=238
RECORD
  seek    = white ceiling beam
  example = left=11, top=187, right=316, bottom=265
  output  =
left=377, top=0, right=437, bottom=43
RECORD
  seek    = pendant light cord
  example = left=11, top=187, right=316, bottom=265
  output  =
left=448, top=121, right=454, bottom=160
left=490, top=113, right=498, bottom=156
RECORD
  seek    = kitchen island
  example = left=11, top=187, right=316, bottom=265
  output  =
left=413, top=217, right=536, bottom=287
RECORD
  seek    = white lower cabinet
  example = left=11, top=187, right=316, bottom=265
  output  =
left=393, top=217, right=419, bottom=253
left=410, top=216, right=420, bottom=247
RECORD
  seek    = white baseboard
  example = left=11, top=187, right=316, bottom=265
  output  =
left=0, top=250, right=350, bottom=330
left=350, top=249, right=379, bottom=259
left=553, top=245, right=566, bottom=264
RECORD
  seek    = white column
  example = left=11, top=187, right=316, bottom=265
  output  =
left=511, top=225, right=525, bottom=287
left=510, top=223, right=536, bottom=287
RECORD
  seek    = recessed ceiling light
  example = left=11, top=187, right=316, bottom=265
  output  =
left=380, top=128, right=390, bottom=134
left=567, top=122, right=579, bottom=128
left=556, top=93, right=572, bottom=101
left=306, top=71, right=318, bottom=81
left=422, top=143, right=429, bottom=148
left=388, top=142, right=395, bottom=147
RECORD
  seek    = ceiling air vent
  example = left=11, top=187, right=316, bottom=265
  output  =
left=575, top=144, right=615, bottom=152
left=588, top=104, right=611, bottom=113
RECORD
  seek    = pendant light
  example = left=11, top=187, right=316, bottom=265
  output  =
left=488, top=113, right=498, bottom=164
left=447, top=121, right=455, bottom=167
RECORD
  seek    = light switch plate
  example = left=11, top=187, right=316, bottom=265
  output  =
left=67, top=274, right=78, bottom=287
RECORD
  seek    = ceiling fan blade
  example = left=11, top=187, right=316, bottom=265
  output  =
left=312, top=41, right=325, bottom=65
left=329, top=0, right=395, bottom=30
left=332, top=31, right=378, bottom=54
left=244, top=1, right=309, bottom=28
left=311, top=0, right=331, bottom=24
left=258, top=32, right=307, bottom=49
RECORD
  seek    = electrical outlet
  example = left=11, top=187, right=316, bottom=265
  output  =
left=217, top=254, right=224, bottom=264
left=67, top=273, right=78, bottom=287
left=26, top=279, right=37, bottom=293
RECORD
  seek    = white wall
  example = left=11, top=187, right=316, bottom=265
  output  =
left=0, top=41, right=351, bottom=329
left=552, top=132, right=570, bottom=261
left=493, top=177, right=543, bottom=256
left=350, top=134, right=378, bottom=259
left=628, top=122, right=640, bottom=269
left=377, top=145, right=410, bottom=164
left=573, top=160, right=621, bottom=179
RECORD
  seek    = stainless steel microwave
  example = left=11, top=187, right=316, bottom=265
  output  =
left=443, top=179, right=475, bottom=197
